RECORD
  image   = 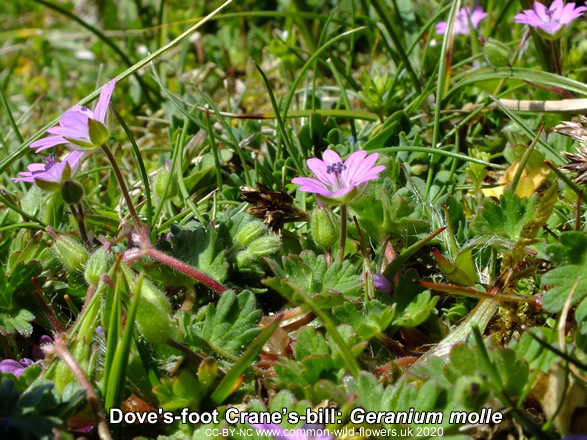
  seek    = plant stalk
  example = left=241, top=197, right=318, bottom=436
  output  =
left=338, top=204, right=347, bottom=262
left=101, top=144, right=141, bottom=230
left=146, top=248, right=227, bottom=294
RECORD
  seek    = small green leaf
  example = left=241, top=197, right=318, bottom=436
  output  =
left=471, top=189, right=535, bottom=241
left=171, top=222, right=229, bottom=283
left=187, top=291, right=262, bottom=357
left=542, top=231, right=587, bottom=312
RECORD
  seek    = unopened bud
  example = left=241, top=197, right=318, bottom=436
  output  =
left=236, top=250, right=252, bottom=269
left=236, top=221, right=266, bottom=247
left=154, top=168, right=178, bottom=198
left=53, top=234, right=89, bottom=272
left=483, top=38, right=511, bottom=69
left=84, top=247, right=111, bottom=285
left=311, top=206, right=338, bottom=249
left=122, top=264, right=172, bottom=315
left=135, top=299, right=171, bottom=344
left=61, top=179, right=84, bottom=204
left=373, top=274, right=391, bottom=295
left=248, top=235, right=281, bottom=258
left=198, top=358, right=218, bottom=388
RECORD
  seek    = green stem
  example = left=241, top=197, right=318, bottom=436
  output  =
left=113, top=109, right=152, bottom=227
left=338, top=205, right=347, bottom=262
left=205, top=107, right=223, bottom=192
left=0, top=84, right=23, bottom=143
left=100, top=144, right=141, bottom=230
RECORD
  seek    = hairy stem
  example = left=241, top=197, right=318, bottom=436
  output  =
left=338, top=204, right=347, bottom=262
left=101, top=144, right=141, bottom=230
left=146, top=248, right=227, bottom=294
left=51, top=337, right=112, bottom=440
left=73, top=204, right=91, bottom=248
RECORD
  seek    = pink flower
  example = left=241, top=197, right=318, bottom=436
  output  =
left=373, top=274, right=391, bottom=294
left=11, top=150, right=85, bottom=191
left=292, top=150, right=385, bottom=205
left=515, top=0, right=586, bottom=38
left=30, top=77, right=118, bottom=152
left=436, top=6, right=487, bottom=35
left=0, top=358, right=34, bottom=377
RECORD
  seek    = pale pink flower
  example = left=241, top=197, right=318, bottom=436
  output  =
left=30, top=77, right=118, bottom=152
left=11, top=151, right=85, bottom=191
left=436, top=6, right=487, bottom=35
left=515, top=0, right=586, bottom=37
left=292, top=150, right=385, bottom=205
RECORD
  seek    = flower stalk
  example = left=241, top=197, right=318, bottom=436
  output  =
left=338, top=204, right=347, bottom=262
left=47, top=337, right=112, bottom=440
left=146, top=248, right=227, bottom=294
left=100, top=144, right=141, bottom=231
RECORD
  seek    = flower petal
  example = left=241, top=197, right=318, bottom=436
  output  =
left=63, top=150, right=86, bottom=175
left=322, top=149, right=343, bottom=166
left=47, top=125, right=88, bottom=140
left=94, top=77, right=118, bottom=124
left=292, top=177, right=330, bottom=194
left=70, top=105, right=94, bottom=118
left=30, top=135, right=67, bottom=152
left=342, top=150, right=369, bottom=185
left=0, top=359, right=30, bottom=377
left=307, top=157, right=335, bottom=186
left=470, top=6, right=488, bottom=28
left=347, top=152, right=379, bottom=185
left=550, top=0, right=565, bottom=19
left=435, top=21, right=447, bottom=34
left=60, top=111, right=90, bottom=131
left=534, top=1, right=550, bottom=22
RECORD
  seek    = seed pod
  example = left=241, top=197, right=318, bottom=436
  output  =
left=236, top=221, right=266, bottom=247
left=53, top=234, right=89, bottom=272
left=310, top=206, right=338, bottom=249
left=248, top=235, right=281, bottom=258
left=84, top=247, right=111, bottom=285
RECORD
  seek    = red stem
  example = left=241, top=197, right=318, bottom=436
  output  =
left=147, top=248, right=227, bottom=294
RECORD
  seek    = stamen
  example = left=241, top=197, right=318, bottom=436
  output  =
left=325, top=162, right=346, bottom=174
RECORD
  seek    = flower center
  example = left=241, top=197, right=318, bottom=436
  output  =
left=325, top=161, right=346, bottom=190
left=326, top=162, right=346, bottom=175
left=43, top=154, right=56, bottom=164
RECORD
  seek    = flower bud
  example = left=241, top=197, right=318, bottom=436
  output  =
left=235, top=250, right=252, bottom=269
left=53, top=234, right=89, bottom=272
left=310, top=206, right=338, bottom=249
left=61, top=179, right=84, bottom=204
left=84, top=247, right=111, bottom=285
left=482, top=38, right=511, bottom=69
left=154, top=168, right=178, bottom=198
left=135, top=299, right=171, bottom=344
left=236, top=221, right=266, bottom=247
left=248, top=235, right=281, bottom=258
left=198, top=358, right=218, bottom=388
left=373, top=274, right=391, bottom=295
